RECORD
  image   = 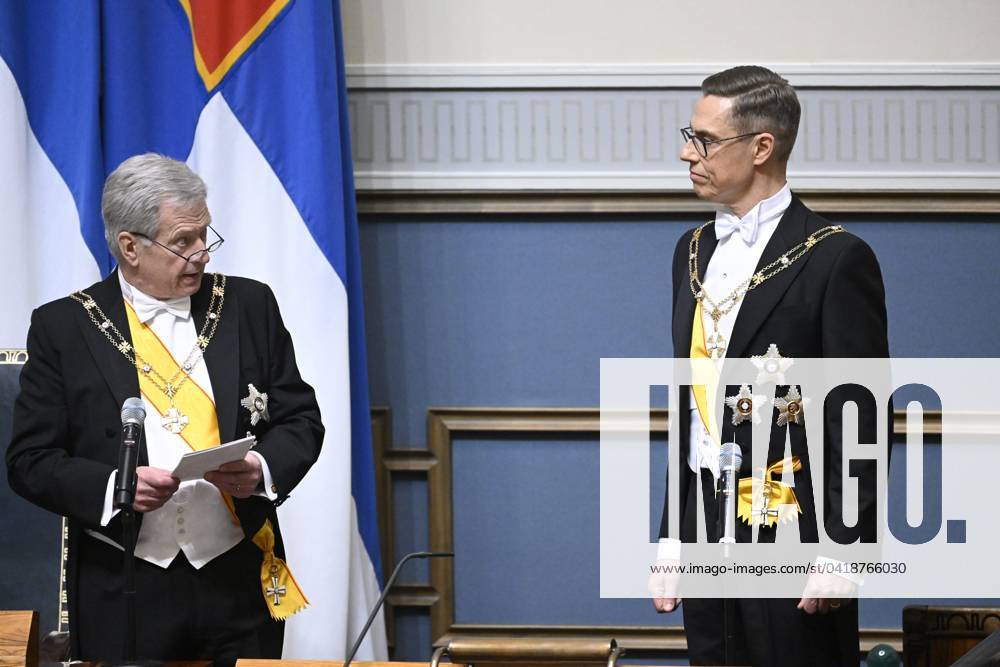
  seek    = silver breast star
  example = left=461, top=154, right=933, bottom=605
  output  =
left=724, top=384, right=766, bottom=426
left=752, top=344, right=794, bottom=384
left=774, top=386, right=810, bottom=426
left=241, top=383, right=270, bottom=426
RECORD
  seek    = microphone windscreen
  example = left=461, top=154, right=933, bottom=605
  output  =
left=720, top=441, right=742, bottom=470
left=121, top=397, right=146, bottom=425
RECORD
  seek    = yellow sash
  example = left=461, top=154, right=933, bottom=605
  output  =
left=124, top=301, right=238, bottom=523
left=124, top=301, right=308, bottom=619
left=689, top=301, right=719, bottom=443
left=252, top=519, right=310, bottom=620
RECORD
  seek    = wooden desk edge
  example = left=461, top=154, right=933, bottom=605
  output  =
left=237, top=662, right=431, bottom=667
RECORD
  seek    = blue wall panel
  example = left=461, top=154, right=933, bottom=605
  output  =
left=451, top=435, right=668, bottom=626
left=362, top=218, right=682, bottom=443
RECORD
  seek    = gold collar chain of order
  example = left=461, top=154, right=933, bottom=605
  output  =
left=688, top=221, right=844, bottom=357
left=70, top=273, right=226, bottom=412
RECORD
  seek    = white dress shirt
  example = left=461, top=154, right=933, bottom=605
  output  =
left=91, top=272, right=275, bottom=569
left=687, top=184, right=791, bottom=477
left=658, top=185, right=791, bottom=561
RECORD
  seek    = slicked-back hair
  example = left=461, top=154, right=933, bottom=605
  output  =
left=102, top=153, right=208, bottom=261
left=701, top=65, right=801, bottom=163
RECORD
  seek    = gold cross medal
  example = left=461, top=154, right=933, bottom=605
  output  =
left=241, top=383, right=270, bottom=427
left=705, top=331, right=727, bottom=358
left=266, top=565, right=286, bottom=606
left=161, top=406, right=189, bottom=434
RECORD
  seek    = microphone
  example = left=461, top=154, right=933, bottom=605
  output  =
left=718, top=442, right=742, bottom=558
left=343, top=551, right=454, bottom=667
left=113, top=397, right=146, bottom=510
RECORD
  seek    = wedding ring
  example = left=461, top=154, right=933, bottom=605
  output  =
left=830, top=601, right=842, bottom=609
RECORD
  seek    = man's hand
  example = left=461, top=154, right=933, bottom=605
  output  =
left=134, top=466, right=180, bottom=512
left=648, top=559, right=682, bottom=613
left=797, top=571, right=857, bottom=615
left=204, top=453, right=262, bottom=499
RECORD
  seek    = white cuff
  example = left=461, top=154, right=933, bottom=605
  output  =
left=99, top=471, right=119, bottom=527
left=657, top=537, right=682, bottom=561
left=815, top=555, right=864, bottom=586
left=248, top=451, right=278, bottom=500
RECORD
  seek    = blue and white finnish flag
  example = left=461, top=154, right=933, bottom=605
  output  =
left=0, top=1, right=386, bottom=659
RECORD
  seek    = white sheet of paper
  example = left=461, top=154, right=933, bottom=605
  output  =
left=171, top=435, right=256, bottom=482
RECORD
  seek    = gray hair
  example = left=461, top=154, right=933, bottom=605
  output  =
left=701, top=65, right=801, bottom=163
left=102, top=153, right=208, bottom=261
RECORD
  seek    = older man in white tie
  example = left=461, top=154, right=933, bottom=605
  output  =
left=7, top=154, right=324, bottom=664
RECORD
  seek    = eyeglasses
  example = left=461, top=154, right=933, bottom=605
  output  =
left=680, top=126, right=762, bottom=158
left=131, top=224, right=225, bottom=264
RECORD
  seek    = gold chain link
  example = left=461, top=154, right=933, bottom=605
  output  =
left=688, top=222, right=844, bottom=323
left=69, top=273, right=226, bottom=403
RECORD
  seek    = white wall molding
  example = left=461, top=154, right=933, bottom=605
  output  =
left=355, top=170, right=1000, bottom=192
left=347, top=88, right=1000, bottom=192
left=346, top=63, right=1000, bottom=90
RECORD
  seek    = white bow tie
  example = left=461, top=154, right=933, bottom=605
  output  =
left=130, top=292, right=191, bottom=323
left=714, top=215, right=760, bottom=245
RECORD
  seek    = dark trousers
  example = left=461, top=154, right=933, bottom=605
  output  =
left=74, top=535, right=282, bottom=665
left=679, top=470, right=859, bottom=667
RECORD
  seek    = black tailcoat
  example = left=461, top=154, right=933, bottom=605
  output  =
left=660, top=196, right=890, bottom=666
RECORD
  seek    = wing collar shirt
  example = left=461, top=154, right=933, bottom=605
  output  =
left=90, top=271, right=274, bottom=569
left=687, top=184, right=792, bottom=478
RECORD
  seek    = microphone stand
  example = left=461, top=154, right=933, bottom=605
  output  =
left=723, top=559, right=736, bottom=666
left=121, top=505, right=138, bottom=662
left=111, top=401, right=154, bottom=667
left=718, top=474, right=737, bottom=666
left=717, top=444, right=742, bottom=666
left=343, top=551, right=454, bottom=667
left=110, top=502, right=163, bottom=667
